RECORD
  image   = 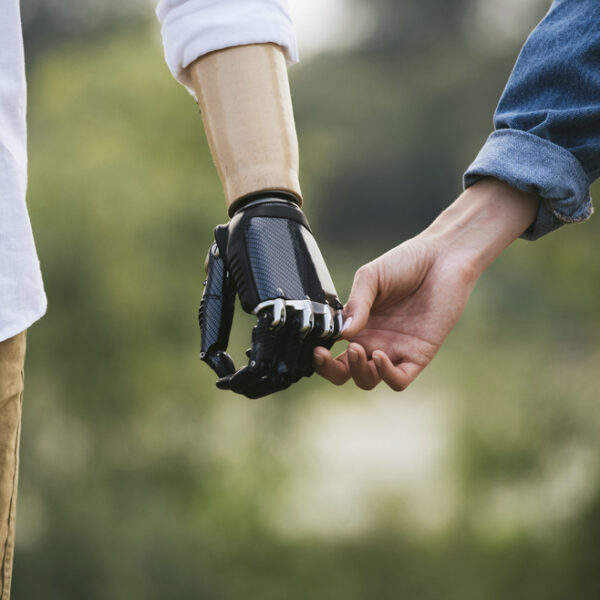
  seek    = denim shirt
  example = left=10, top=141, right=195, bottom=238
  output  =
left=463, top=0, right=600, bottom=240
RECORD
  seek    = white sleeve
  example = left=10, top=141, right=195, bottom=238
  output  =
left=156, top=0, right=299, bottom=93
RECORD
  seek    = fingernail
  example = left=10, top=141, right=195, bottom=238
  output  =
left=373, top=353, right=383, bottom=366
left=314, top=353, right=325, bottom=366
left=341, top=317, right=353, bottom=334
left=348, top=347, right=358, bottom=363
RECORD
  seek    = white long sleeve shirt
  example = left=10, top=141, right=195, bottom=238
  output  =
left=0, top=1, right=46, bottom=342
left=156, top=0, right=298, bottom=93
left=0, top=0, right=297, bottom=342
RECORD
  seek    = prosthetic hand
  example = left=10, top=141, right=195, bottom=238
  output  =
left=199, top=193, right=343, bottom=398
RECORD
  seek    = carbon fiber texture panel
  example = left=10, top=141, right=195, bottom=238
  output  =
left=200, top=247, right=233, bottom=354
left=245, top=217, right=307, bottom=300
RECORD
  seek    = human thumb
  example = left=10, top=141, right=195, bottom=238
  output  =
left=341, top=264, right=379, bottom=339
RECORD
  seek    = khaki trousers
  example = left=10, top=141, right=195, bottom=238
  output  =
left=0, top=332, right=26, bottom=600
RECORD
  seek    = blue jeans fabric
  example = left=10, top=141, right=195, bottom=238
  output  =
left=463, top=0, right=600, bottom=240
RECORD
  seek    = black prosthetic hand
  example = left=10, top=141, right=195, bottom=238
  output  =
left=199, top=193, right=343, bottom=399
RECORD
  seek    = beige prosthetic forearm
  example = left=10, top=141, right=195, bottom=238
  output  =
left=189, top=43, right=302, bottom=215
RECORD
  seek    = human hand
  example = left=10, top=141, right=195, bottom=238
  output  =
left=314, top=178, right=540, bottom=391
left=313, top=235, right=476, bottom=390
left=199, top=194, right=343, bottom=399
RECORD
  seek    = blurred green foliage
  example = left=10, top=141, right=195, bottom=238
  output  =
left=14, top=1, right=600, bottom=598
left=293, top=0, right=524, bottom=246
left=21, top=0, right=148, bottom=62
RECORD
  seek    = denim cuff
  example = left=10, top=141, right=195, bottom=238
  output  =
left=463, top=129, right=593, bottom=240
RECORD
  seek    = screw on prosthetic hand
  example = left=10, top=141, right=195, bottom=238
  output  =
left=198, top=193, right=343, bottom=399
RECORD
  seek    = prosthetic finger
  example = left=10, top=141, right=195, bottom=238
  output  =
left=216, top=301, right=341, bottom=399
left=217, top=305, right=301, bottom=398
left=216, top=307, right=289, bottom=398
left=254, top=300, right=338, bottom=383
left=274, top=307, right=308, bottom=385
left=287, top=301, right=323, bottom=379
left=296, top=301, right=343, bottom=378
left=199, top=242, right=236, bottom=378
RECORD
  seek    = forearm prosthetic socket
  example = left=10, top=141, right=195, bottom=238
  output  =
left=190, top=45, right=342, bottom=398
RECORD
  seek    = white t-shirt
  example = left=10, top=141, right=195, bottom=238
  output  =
left=0, top=0, right=297, bottom=342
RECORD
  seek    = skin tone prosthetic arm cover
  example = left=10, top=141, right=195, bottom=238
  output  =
left=156, top=0, right=301, bottom=210
left=189, top=43, right=302, bottom=214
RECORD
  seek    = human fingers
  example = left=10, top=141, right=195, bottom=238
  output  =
left=313, top=347, right=351, bottom=386
left=341, top=263, right=379, bottom=339
left=347, top=343, right=380, bottom=390
left=372, top=350, right=422, bottom=392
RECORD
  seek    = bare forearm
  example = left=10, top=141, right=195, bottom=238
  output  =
left=315, top=178, right=540, bottom=390
left=188, top=43, right=301, bottom=214
left=423, top=178, right=540, bottom=277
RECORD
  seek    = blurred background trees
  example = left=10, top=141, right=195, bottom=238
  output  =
left=15, top=0, right=600, bottom=598
left=21, top=0, right=147, bottom=62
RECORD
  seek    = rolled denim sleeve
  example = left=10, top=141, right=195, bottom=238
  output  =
left=464, top=0, right=600, bottom=240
